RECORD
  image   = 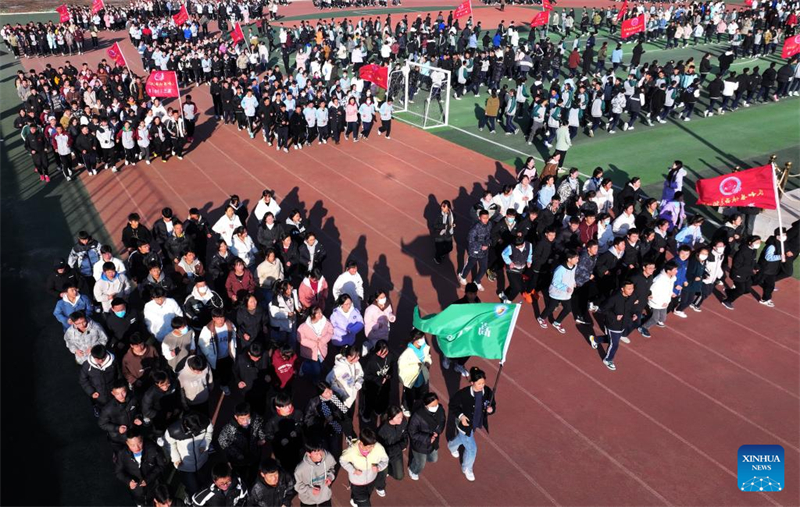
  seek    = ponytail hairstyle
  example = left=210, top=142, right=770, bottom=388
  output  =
left=469, top=366, right=486, bottom=383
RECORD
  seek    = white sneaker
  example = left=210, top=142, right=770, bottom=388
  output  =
left=376, top=489, right=386, bottom=498
left=589, top=335, right=598, bottom=349
left=385, top=136, right=390, bottom=139
left=759, top=299, right=775, bottom=307
left=450, top=448, right=460, bottom=458
left=463, top=469, right=475, bottom=482
left=476, top=283, right=485, bottom=292
left=620, top=336, right=631, bottom=344
left=458, top=275, right=467, bottom=286
left=673, top=310, right=688, bottom=318
left=408, top=469, right=419, bottom=481
left=603, top=360, right=617, bottom=371
left=454, top=364, right=469, bottom=377
left=350, top=499, right=358, bottom=507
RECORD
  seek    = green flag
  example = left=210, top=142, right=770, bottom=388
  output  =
left=413, top=303, right=521, bottom=363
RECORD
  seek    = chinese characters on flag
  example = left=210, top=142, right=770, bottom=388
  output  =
left=621, top=14, right=645, bottom=39
left=91, top=0, right=105, bottom=15
left=530, top=10, right=549, bottom=28
left=56, top=4, right=70, bottom=23
left=453, top=0, right=472, bottom=20
left=695, top=164, right=777, bottom=209
left=172, top=5, right=190, bottom=26
left=145, top=71, right=181, bottom=98
left=782, top=34, right=800, bottom=59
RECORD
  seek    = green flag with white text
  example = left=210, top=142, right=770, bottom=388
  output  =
left=413, top=303, right=521, bottom=363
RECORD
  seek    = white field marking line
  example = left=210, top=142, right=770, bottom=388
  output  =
left=147, top=157, right=192, bottom=211
left=424, top=381, right=562, bottom=507
left=469, top=357, right=675, bottom=506
left=625, top=346, right=800, bottom=451
left=702, top=304, right=800, bottom=355
left=663, top=323, right=800, bottom=396
left=209, top=126, right=776, bottom=505
left=420, top=475, right=451, bottom=507
left=87, top=169, right=147, bottom=222
left=511, top=324, right=785, bottom=507
left=204, top=135, right=570, bottom=498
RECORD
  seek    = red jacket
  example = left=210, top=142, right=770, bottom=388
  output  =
left=271, top=349, right=297, bottom=388
left=225, top=270, right=256, bottom=300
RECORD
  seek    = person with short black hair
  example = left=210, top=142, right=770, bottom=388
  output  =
left=198, top=308, right=237, bottom=396
left=293, top=441, right=336, bottom=507
left=192, top=462, right=249, bottom=506
left=538, top=250, right=580, bottom=333
left=98, top=379, right=143, bottom=447
left=340, top=428, right=389, bottom=507
left=304, top=381, right=352, bottom=458
left=264, top=392, right=305, bottom=472
left=64, top=310, right=108, bottom=364
left=447, top=367, right=495, bottom=482
left=597, top=280, right=638, bottom=371
left=122, top=332, right=161, bottom=392
left=113, top=429, right=166, bottom=505
left=178, top=355, right=214, bottom=414
left=142, top=369, right=183, bottom=440
left=458, top=210, right=492, bottom=291
left=722, top=235, right=762, bottom=310
left=78, top=344, right=120, bottom=417
left=218, top=402, right=267, bottom=485
left=249, top=458, right=297, bottom=507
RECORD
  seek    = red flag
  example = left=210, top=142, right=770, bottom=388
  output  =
left=530, top=10, right=550, bottom=28
left=231, top=22, right=245, bottom=44
left=91, top=0, right=105, bottom=14
left=55, top=4, right=70, bottom=23
left=542, top=0, right=553, bottom=11
left=617, top=1, right=628, bottom=21
left=359, top=64, right=389, bottom=89
left=744, top=0, right=753, bottom=5
left=695, top=165, right=777, bottom=209
left=172, top=5, right=189, bottom=26
left=145, top=70, right=180, bottom=98
left=453, top=0, right=472, bottom=20
left=106, top=42, right=127, bottom=68
left=621, top=14, right=645, bottom=39
left=781, top=33, right=800, bottom=59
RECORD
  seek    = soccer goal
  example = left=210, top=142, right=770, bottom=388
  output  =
left=388, top=61, right=450, bottom=129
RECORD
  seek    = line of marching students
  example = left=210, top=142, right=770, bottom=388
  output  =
left=50, top=190, right=499, bottom=506
left=435, top=160, right=799, bottom=372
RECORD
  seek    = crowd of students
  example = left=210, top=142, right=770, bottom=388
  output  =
left=51, top=187, right=503, bottom=506
left=439, top=160, right=798, bottom=372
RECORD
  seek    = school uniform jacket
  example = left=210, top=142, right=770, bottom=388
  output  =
left=449, top=386, right=495, bottom=436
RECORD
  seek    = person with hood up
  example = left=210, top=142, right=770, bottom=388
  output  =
left=340, top=428, right=389, bottom=507
left=54, top=282, right=95, bottom=331
left=165, top=412, right=214, bottom=496
left=46, top=257, right=88, bottom=298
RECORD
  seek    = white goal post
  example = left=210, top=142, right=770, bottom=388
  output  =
left=388, top=61, right=450, bottom=129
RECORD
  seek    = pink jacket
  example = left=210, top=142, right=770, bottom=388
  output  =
left=298, top=276, right=329, bottom=312
left=345, top=103, right=359, bottom=122
left=297, top=317, right=334, bottom=361
left=363, top=303, right=395, bottom=344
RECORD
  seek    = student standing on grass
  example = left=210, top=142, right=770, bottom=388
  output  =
left=447, top=367, right=495, bottom=482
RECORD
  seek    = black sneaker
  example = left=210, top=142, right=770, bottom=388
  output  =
left=638, top=327, right=651, bottom=338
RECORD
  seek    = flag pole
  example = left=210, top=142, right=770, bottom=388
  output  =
left=491, top=303, right=521, bottom=406
left=771, top=157, right=787, bottom=262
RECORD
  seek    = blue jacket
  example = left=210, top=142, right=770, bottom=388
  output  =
left=54, top=294, right=94, bottom=331
left=467, top=221, right=492, bottom=259
left=673, top=257, right=689, bottom=295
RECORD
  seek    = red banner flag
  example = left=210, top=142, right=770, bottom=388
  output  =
left=172, top=5, right=189, bottom=26
left=695, top=164, right=777, bottom=209
left=145, top=70, right=180, bottom=98
left=744, top=0, right=753, bottom=5
left=617, top=1, right=628, bottom=21
left=359, top=64, right=389, bottom=89
left=621, top=14, right=645, bottom=39
left=781, top=33, right=800, bottom=59
left=231, top=22, right=245, bottom=44
left=91, top=0, right=105, bottom=14
left=542, top=0, right=553, bottom=11
left=453, top=0, right=472, bottom=20
left=530, top=10, right=550, bottom=28
left=106, top=42, right=127, bottom=68
left=55, top=4, right=70, bottom=23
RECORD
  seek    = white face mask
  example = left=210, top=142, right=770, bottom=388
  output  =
left=427, top=405, right=439, bottom=413
left=698, top=254, right=709, bottom=261
left=415, top=339, right=426, bottom=348
left=714, top=247, right=725, bottom=254
left=752, top=243, right=761, bottom=250
left=377, top=297, right=387, bottom=306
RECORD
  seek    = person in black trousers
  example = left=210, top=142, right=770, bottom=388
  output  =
left=432, top=200, right=455, bottom=264
left=375, top=405, right=408, bottom=495
left=113, top=429, right=166, bottom=506
left=407, top=392, right=446, bottom=481
left=722, top=235, right=760, bottom=310
left=596, top=280, right=637, bottom=371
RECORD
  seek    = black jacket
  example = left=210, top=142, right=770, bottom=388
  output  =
left=304, top=395, right=349, bottom=440
left=153, top=217, right=180, bottom=247
left=247, top=471, right=296, bottom=507
left=233, top=351, right=271, bottom=395
left=121, top=224, right=153, bottom=250
left=192, top=476, right=248, bottom=506
left=46, top=265, right=88, bottom=297
left=113, top=438, right=166, bottom=485
left=105, top=306, right=143, bottom=349
left=78, top=355, right=120, bottom=406
left=99, top=395, right=143, bottom=443
left=165, top=234, right=194, bottom=263
left=377, top=419, right=408, bottom=459
left=217, top=415, right=267, bottom=465
left=449, top=386, right=495, bottom=436
left=297, top=242, right=327, bottom=271
left=407, top=405, right=446, bottom=454
left=235, top=306, right=269, bottom=345
left=142, top=377, right=183, bottom=430
left=628, top=271, right=654, bottom=312
left=257, top=222, right=285, bottom=251
left=264, top=410, right=305, bottom=466
left=730, top=246, right=757, bottom=281
left=601, top=291, right=636, bottom=331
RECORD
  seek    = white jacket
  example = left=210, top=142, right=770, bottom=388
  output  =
left=212, top=214, right=242, bottom=246
left=253, top=197, right=282, bottom=222
left=144, top=298, right=184, bottom=342
left=93, top=257, right=126, bottom=281
left=332, top=271, right=364, bottom=310
left=93, top=273, right=132, bottom=313
left=648, top=271, right=676, bottom=309
left=703, top=250, right=725, bottom=284
left=197, top=321, right=237, bottom=369
left=164, top=420, right=214, bottom=472
left=326, top=354, right=364, bottom=408
left=230, top=235, right=257, bottom=267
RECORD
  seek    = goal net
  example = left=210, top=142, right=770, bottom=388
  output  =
left=388, top=61, right=450, bottom=129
